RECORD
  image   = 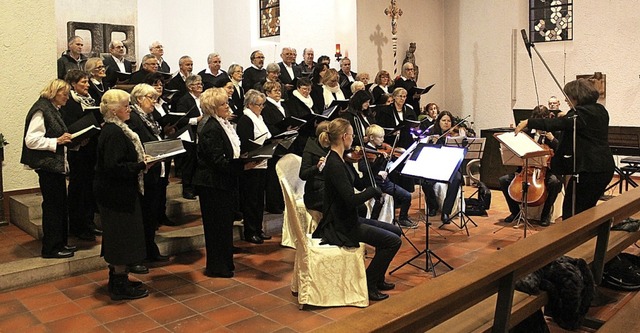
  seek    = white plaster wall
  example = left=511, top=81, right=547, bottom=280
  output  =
left=357, top=0, right=445, bottom=110
left=0, top=0, right=58, bottom=191
left=444, top=0, right=640, bottom=131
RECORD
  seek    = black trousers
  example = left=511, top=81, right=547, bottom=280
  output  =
left=352, top=218, right=402, bottom=287
left=197, top=185, right=235, bottom=275
left=141, top=180, right=162, bottom=260
left=422, top=170, right=462, bottom=215
left=265, top=156, right=284, bottom=212
left=181, top=141, right=197, bottom=193
left=36, top=170, right=68, bottom=255
left=563, top=171, right=613, bottom=220
left=67, top=153, right=96, bottom=235
left=499, top=171, right=562, bottom=220
left=239, top=168, right=267, bottom=238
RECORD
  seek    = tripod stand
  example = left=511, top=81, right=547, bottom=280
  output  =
left=441, top=137, right=486, bottom=236
left=390, top=144, right=465, bottom=276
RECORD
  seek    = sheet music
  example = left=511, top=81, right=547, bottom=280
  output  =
left=495, top=132, right=544, bottom=157
left=401, top=145, right=466, bottom=182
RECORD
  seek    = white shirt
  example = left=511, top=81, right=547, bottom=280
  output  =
left=112, top=55, right=126, bottom=72
left=243, top=108, right=271, bottom=169
left=188, top=93, right=202, bottom=126
left=283, top=63, right=295, bottom=81
left=24, top=109, right=68, bottom=173
left=266, top=97, right=286, bottom=117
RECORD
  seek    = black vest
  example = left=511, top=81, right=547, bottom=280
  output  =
left=20, top=97, right=67, bottom=173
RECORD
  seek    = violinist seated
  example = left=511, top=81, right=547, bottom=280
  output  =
left=419, top=111, right=465, bottom=224
left=499, top=105, right=562, bottom=227
left=359, top=125, right=417, bottom=229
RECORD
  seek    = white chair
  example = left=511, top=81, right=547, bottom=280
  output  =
left=276, top=154, right=369, bottom=308
left=276, top=154, right=319, bottom=249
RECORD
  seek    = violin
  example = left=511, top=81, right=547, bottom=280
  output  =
left=507, top=143, right=554, bottom=207
left=343, top=146, right=385, bottom=163
left=376, top=143, right=405, bottom=159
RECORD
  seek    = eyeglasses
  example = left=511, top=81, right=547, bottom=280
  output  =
left=94, top=66, right=106, bottom=70
left=254, top=56, right=265, bottom=59
left=114, top=45, right=125, bottom=49
left=189, top=82, right=203, bottom=87
left=253, top=103, right=265, bottom=108
left=406, top=68, right=415, bottom=71
left=144, top=95, right=158, bottom=102
left=144, top=62, right=159, bottom=66
left=344, top=133, right=354, bottom=137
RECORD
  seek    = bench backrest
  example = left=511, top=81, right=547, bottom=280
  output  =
left=312, top=187, right=640, bottom=333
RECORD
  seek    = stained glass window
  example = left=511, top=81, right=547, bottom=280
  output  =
left=529, top=0, right=573, bottom=42
left=260, top=0, right=280, bottom=38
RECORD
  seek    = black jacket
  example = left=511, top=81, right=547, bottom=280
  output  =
left=299, top=137, right=329, bottom=211
left=528, top=103, right=614, bottom=175
left=376, top=104, right=418, bottom=149
left=192, top=116, right=243, bottom=190
left=313, top=150, right=380, bottom=247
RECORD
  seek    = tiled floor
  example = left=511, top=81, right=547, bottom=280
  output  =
left=0, top=185, right=638, bottom=332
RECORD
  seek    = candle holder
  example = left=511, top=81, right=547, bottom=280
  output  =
left=335, top=43, right=342, bottom=62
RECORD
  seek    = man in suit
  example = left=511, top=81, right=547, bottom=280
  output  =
left=149, top=41, right=170, bottom=73
left=243, top=50, right=266, bottom=93
left=130, top=54, right=159, bottom=84
left=338, top=57, right=357, bottom=99
left=199, top=53, right=228, bottom=90
left=299, top=48, right=316, bottom=76
left=228, top=64, right=245, bottom=113
left=278, top=47, right=302, bottom=96
left=166, top=55, right=193, bottom=111
left=57, top=36, right=87, bottom=79
left=103, top=40, right=134, bottom=88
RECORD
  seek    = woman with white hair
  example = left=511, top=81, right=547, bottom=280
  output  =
left=127, top=84, right=170, bottom=266
left=94, top=89, right=154, bottom=300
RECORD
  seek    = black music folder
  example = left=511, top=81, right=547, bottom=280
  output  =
left=275, top=116, right=307, bottom=132
left=67, top=107, right=102, bottom=144
left=114, top=71, right=131, bottom=82
left=239, top=140, right=280, bottom=162
left=409, top=83, right=435, bottom=97
left=383, top=119, right=421, bottom=136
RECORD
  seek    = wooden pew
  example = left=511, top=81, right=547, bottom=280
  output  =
left=311, top=187, right=640, bottom=333
left=597, top=292, right=640, bottom=332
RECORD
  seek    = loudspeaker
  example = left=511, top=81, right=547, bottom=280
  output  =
left=480, top=128, right=518, bottom=190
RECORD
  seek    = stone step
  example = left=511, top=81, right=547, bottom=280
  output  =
left=0, top=214, right=282, bottom=292
left=9, top=183, right=201, bottom=240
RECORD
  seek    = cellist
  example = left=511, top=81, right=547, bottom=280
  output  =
left=498, top=105, right=563, bottom=226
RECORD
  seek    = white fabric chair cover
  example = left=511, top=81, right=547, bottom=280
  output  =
left=434, top=183, right=463, bottom=213
left=276, top=154, right=369, bottom=308
left=365, top=194, right=394, bottom=223
left=276, top=154, right=318, bottom=249
left=527, top=186, right=564, bottom=222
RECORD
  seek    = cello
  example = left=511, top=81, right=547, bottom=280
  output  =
left=507, top=133, right=554, bottom=207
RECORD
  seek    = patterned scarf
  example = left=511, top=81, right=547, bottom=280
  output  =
left=212, top=114, right=241, bottom=158
left=132, top=104, right=161, bottom=137
left=107, top=117, right=146, bottom=194
left=70, top=89, right=95, bottom=109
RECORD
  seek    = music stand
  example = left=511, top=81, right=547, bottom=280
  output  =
left=390, top=144, right=464, bottom=276
left=493, top=132, right=551, bottom=238
left=443, top=137, right=486, bottom=235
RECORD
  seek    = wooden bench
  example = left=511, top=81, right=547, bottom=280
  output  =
left=311, top=187, right=640, bottom=333
left=597, top=291, right=640, bottom=332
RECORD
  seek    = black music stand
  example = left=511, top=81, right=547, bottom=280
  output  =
left=492, top=132, right=551, bottom=238
left=442, top=137, right=486, bottom=236
left=389, top=144, right=464, bottom=276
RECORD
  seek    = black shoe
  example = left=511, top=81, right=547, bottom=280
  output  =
left=43, top=250, right=75, bottom=259
left=368, top=289, right=389, bottom=301
left=110, top=274, right=149, bottom=300
left=246, top=235, right=264, bottom=244
left=258, top=232, right=272, bottom=240
left=441, top=214, right=450, bottom=224
left=204, top=270, right=234, bottom=278
left=539, top=216, right=551, bottom=227
left=90, top=227, right=103, bottom=236
left=398, top=219, right=418, bottom=229
left=377, top=281, right=395, bottom=291
left=127, top=264, right=149, bottom=274
left=504, top=214, right=516, bottom=223
left=147, top=254, right=170, bottom=263
left=75, top=232, right=96, bottom=241
left=428, top=208, right=437, bottom=217
left=182, top=191, right=197, bottom=200
left=63, top=245, right=77, bottom=252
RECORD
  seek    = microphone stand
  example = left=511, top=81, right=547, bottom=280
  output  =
left=525, top=33, right=578, bottom=217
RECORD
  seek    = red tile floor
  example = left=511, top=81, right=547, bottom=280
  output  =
left=0, top=185, right=638, bottom=332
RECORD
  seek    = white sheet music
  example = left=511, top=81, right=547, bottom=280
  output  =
left=402, top=145, right=466, bottom=182
left=495, top=132, right=544, bottom=157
